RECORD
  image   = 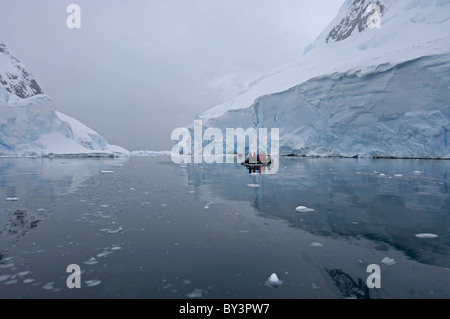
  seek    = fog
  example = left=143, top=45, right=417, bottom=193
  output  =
left=0, top=0, right=344, bottom=150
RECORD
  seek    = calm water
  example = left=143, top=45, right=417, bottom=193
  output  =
left=0, top=157, right=449, bottom=299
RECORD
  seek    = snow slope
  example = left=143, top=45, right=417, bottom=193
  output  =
left=0, top=43, right=128, bottom=157
left=196, top=0, right=450, bottom=158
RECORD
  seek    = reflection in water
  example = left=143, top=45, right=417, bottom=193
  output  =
left=184, top=158, right=450, bottom=268
left=0, top=158, right=128, bottom=259
left=325, top=268, right=370, bottom=299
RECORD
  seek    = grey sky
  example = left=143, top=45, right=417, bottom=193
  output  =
left=0, top=0, right=344, bottom=150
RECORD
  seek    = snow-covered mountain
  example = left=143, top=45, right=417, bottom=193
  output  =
left=0, top=43, right=128, bottom=157
left=196, top=0, right=450, bottom=158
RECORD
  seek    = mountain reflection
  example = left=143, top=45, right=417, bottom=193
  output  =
left=184, top=158, right=450, bottom=268
left=0, top=158, right=128, bottom=257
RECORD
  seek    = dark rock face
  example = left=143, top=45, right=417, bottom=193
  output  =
left=0, top=43, right=43, bottom=99
left=326, top=0, right=385, bottom=43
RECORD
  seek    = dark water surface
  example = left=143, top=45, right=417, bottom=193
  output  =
left=0, top=157, right=449, bottom=299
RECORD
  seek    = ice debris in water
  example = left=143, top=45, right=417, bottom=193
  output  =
left=84, top=257, right=98, bottom=265
left=111, top=246, right=121, bottom=251
left=204, top=202, right=214, bottom=209
left=85, top=280, right=101, bottom=287
left=23, top=279, right=35, bottom=284
left=265, top=273, right=283, bottom=288
left=43, top=282, right=55, bottom=290
left=0, top=275, right=10, bottom=282
left=414, top=171, right=422, bottom=175
left=246, top=184, right=261, bottom=188
left=183, top=279, right=191, bottom=285
left=5, top=197, right=18, bottom=201
left=382, top=257, right=396, bottom=266
left=107, top=227, right=123, bottom=234
left=310, top=242, right=324, bottom=247
left=186, top=289, right=203, bottom=298
left=295, top=206, right=315, bottom=213
left=100, top=170, right=115, bottom=174
left=415, top=233, right=439, bottom=239
left=394, top=174, right=403, bottom=177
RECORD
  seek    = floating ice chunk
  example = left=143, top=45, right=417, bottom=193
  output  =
left=382, top=257, right=396, bottom=266
left=43, top=282, right=55, bottom=290
left=0, top=275, right=10, bottom=282
left=100, top=170, right=115, bottom=174
left=310, top=242, right=324, bottom=247
left=265, top=273, right=283, bottom=288
left=85, top=280, right=101, bottom=287
left=204, top=202, right=214, bottom=209
left=5, top=197, right=18, bottom=201
left=379, top=174, right=386, bottom=177
left=36, top=208, right=46, bottom=212
left=0, top=263, right=14, bottom=269
left=97, top=251, right=113, bottom=258
left=110, top=164, right=123, bottom=168
left=84, top=257, right=98, bottom=265
left=247, top=184, right=261, bottom=188
left=111, top=246, right=121, bottom=251
left=100, top=205, right=109, bottom=208
left=415, top=233, right=439, bottom=239
left=186, top=190, right=196, bottom=194
left=17, top=271, right=30, bottom=277
left=295, top=206, right=315, bottom=213
left=183, top=279, right=191, bottom=285
left=394, top=174, right=403, bottom=177
left=186, top=288, right=202, bottom=298
left=23, top=279, right=35, bottom=284
left=5, top=280, right=17, bottom=285
left=107, top=227, right=123, bottom=234
left=414, top=171, right=422, bottom=175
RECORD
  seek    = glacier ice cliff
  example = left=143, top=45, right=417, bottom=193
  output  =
left=194, top=0, right=450, bottom=158
left=0, top=43, right=128, bottom=157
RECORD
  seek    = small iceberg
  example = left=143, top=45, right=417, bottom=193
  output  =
left=265, top=273, right=283, bottom=288
left=310, top=242, right=324, bottom=247
left=415, top=233, right=439, bottom=239
left=382, top=257, right=396, bottom=266
left=247, top=184, right=261, bottom=188
left=295, top=206, right=315, bottom=213
left=5, top=197, right=19, bottom=201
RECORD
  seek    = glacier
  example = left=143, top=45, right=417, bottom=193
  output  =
left=0, top=43, right=128, bottom=157
left=194, top=0, right=450, bottom=159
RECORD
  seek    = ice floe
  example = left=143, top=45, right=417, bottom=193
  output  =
left=415, top=233, right=439, bottom=239
left=382, top=257, right=396, bottom=266
left=295, top=206, right=315, bottom=213
left=265, top=273, right=283, bottom=288
left=310, top=242, right=324, bottom=247
left=186, top=288, right=203, bottom=298
left=5, top=197, right=18, bottom=201
left=100, top=170, right=115, bottom=174
left=86, top=280, right=101, bottom=287
left=246, top=184, right=261, bottom=188
left=84, top=257, right=98, bottom=265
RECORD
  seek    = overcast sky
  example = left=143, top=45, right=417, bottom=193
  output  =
left=0, top=0, right=344, bottom=150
